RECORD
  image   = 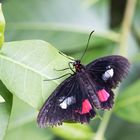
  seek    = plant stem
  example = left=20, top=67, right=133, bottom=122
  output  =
left=119, top=0, right=137, bottom=56
left=93, top=0, right=137, bottom=140
left=94, top=110, right=112, bottom=140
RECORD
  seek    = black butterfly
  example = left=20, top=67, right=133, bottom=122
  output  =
left=37, top=54, right=130, bottom=127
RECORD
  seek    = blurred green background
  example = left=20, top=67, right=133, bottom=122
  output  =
left=0, top=0, right=140, bottom=140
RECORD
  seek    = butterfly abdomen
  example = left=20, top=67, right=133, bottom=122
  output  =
left=76, top=70, right=102, bottom=109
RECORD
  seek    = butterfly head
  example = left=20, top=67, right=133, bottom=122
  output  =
left=73, top=60, right=84, bottom=72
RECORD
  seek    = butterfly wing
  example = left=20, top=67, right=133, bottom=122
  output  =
left=86, top=55, right=130, bottom=109
left=99, top=87, right=114, bottom=109
left=37, top=75, right=96, bottom=127
left=86, top=55, right=130, bottom=89
left=75, top=71, right=114, bottom=110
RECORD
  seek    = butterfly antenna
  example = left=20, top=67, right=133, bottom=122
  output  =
left=80, top=30, right=95, bottom=61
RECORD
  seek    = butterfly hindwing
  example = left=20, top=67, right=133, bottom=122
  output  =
left=76, top=71, right=114, bottom=110
left=86, top=55, right=130, bottom=88
left=85, top=55, right=130, bottom=110
left=99, top=88, right=114, bottom=109
left=37, top=75, right=96, bottom=127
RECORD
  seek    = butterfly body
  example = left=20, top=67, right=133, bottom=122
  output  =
left=37, top=55, right=130, bottom=127
left=76, top=69, right=102, bottom=109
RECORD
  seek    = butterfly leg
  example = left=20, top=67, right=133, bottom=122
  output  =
left=68, top=62, right=75, bottom=73
left=53, top=67, right=70, bottom=71
left=44, top=73, right=72, bottom=81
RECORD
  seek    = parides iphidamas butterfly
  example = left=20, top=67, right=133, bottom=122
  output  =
left=37, top=31, right=130, bottom=127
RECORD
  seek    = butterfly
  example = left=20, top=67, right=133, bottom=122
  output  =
left=37, top=54, right=130, bottom=127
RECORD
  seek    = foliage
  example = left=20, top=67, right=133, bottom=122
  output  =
left=0, top=3, right=5, bottom=47
left=0, top=0, right=140, bottom=140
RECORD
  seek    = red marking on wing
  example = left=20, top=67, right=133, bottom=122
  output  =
left=76, top=99, right=92, bottom=114
left=97, top=89, right=110, bottom=102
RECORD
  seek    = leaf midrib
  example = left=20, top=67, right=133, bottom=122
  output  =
left=0, top=53, right=59, bottom=85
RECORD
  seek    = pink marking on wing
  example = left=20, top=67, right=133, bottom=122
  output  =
left=97, top=89, right=110, bottom=102
left=76, top=99, right=92, bottom=114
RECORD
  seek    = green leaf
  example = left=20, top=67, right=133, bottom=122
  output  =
left=51, top=123, right=94, bottom=140
left=107, top=115, right=140, bottom=140
left=3, top=0, right=118, bottom=51
left=5, top=121, right=54, bottom=140
left=0, top=80, right=12, bottom=107
left=5, top=96, right=54, bottom=140
left=132, top=53, right=140, bottom=62
left=0, top=95, right=4, bottom=102
left=0, top=40, right=71, bottom=109
left=114, top=80, right=140, bottom=123
left=0, top=80, right=12, bottom=140
left=0, top=103, right=10, bottom=140
left=0, top=3, right=5, bottom=48
left=7, top=96, right=37, bottom=130
left=71, top=44, right=114, bottom=64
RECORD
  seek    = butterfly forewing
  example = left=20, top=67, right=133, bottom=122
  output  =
left=37, top=75, right=75, bottom=127
left=37, top=75, right=96, bottom=127
left=86, top=55, right=130, bottom=88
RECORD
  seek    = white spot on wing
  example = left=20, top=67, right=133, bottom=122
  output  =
left=59, top=96, right=76, bottom=109
left=102, top=68, right=114, bottom=81
left=60, top=101, right=67, bottom=109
